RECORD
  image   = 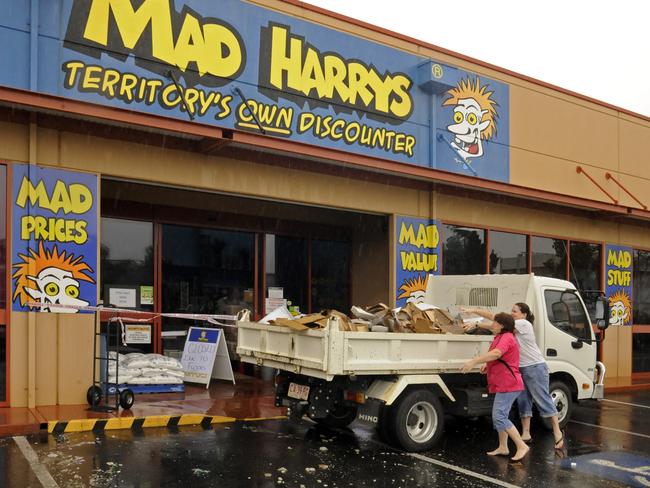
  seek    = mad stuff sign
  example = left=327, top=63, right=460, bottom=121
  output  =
left=605, top=244, right=633, bottom=326
left=0, top=0, right=510, bottom=182
left=11, top=164, right=98, bottom=313
left=395, top=216, right=441, bottom=308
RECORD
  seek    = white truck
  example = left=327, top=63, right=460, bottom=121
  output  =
left=236, top=274, right=608, bottom=452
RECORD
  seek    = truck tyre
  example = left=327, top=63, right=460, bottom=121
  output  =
left=391, top=389, right=444, bottom=452
left=543, top=381, right=573, bottom=430
left=316, top=405, right=358, bottom=428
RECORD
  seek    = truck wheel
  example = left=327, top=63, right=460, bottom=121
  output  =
left=316, top=405, right=358, bottom=428
left=391, top=389, right=444, bottom=452
left=543, top=381, right=573, bottom=430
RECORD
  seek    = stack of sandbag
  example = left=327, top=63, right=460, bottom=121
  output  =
left=107, top=352, right=184, bottom=385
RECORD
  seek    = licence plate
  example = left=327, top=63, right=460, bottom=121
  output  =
left=288, top=382, right=310, bottom=401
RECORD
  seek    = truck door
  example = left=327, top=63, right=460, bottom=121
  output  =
left=540, top=287, right=597, bottom=396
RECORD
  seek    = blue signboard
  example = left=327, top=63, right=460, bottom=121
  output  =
left=605, top=244, right=633, bottom=326
left=0, top=0, right=510, bottom=182
left=562, top=451, right=650, bottom=487
left=11, top=164, right=98, bottom=313
left=396, top=216, right=441, bottom=307
left=188, top=327, right=220, bottom=344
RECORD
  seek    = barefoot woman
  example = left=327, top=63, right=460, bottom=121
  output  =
left=461, top=313, right=529, bottom=462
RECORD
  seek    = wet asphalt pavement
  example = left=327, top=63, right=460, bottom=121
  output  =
left=2, top=390, right=650, bottom=488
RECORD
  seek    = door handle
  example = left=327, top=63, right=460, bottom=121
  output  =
left=547, top=349, right=557, bottom=357
left=571, top=340, right=583, bottom=349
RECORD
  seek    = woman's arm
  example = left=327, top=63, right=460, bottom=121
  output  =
left=460, top=307, right=495, bottom=320
left=460, top=348, right=503, bottom=373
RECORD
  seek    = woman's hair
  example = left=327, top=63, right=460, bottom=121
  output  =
left=515, top=302, right=535, bottom=324
left=494, top=312, right=515, bottom=333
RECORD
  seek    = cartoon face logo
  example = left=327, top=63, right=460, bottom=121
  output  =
left=12, top=242, right=95, bottom=313
left=443, top=77, right=498, bottom=161
left=609, top=290, right=631, bottom=326
left=398, top=274, right=428, bottom=304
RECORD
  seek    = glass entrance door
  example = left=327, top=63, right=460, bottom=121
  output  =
left=161, top=224, right=255, bottom=359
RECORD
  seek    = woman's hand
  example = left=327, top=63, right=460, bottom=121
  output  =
left=462, top=322, right=477, bottom=333
left=459, top=306, right=473, bottom=313
left=480, top=364, right=487, bottom=374
left=461, top=358, right=476, bottom=373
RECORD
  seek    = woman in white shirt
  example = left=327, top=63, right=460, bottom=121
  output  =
left=463, top=303, right=565, bottom=450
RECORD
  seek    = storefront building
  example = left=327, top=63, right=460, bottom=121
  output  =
left=0, top=0, right=649, bottom=407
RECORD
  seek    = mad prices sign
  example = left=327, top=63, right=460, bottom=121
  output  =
left=395, top=216, right=441, bottom=308
left=605, top=244, right=633, bottom=326
left=11, top=164, right=98, bottom=313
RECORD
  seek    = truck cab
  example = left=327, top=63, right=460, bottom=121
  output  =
left=424, top=274, right=606, bottom=425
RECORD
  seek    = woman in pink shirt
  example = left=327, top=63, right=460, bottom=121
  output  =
left=462, top=313, right=529, bottom=462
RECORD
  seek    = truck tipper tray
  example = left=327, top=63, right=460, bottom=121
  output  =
left=236, top=318, right=492, bottom=381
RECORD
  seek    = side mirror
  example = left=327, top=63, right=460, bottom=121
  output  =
left=595, top=296, right=609, bottom=330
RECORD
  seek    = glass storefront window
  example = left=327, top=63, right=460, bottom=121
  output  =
left=443, top=225, right=486, bottom=275
left=489, top=231, right=527, bottom=274
left=265, top=234, right=308, bottom=315
left=634, top=250, right=650, bottom=324
left=162, top=225, right=254, bottom=355
left=101, top=218, right=154, bottom=311
left=532, top=236, right=567, bottom=279
left=0, top=164, right=5, bottom=403
left=0, top=164, right=5, bottom=310
left=633, top=334, right=650, bottom=373
left=311, top=240, right=350, bottom=312
left=569, top=241, right=601, bottom=292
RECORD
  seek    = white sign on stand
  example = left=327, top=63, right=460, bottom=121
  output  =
left=181, top=327, right=235, bottom=388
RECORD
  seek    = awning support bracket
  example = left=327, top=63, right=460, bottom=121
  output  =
left=605, top=172, right=647, bottom=210
left=576, top=166, right=618, bottom=204
left=166, top=70, right=195, bottom=121
left=232, top=87, right=266, bottom=135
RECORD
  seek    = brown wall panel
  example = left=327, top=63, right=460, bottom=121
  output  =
left=510, top=87, right=619, bottom=172
left=0, top=121, right=29, bottom=163
left=57, top=314, right=94, bottom=405
left=35, top=314, right=58, bottom=406
left=620, top=118, right=650, bottom=180
left=9, top=312, right=28, bottom=407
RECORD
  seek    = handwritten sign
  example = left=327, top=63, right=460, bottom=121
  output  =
left=181, top=327, right=234, bottom=388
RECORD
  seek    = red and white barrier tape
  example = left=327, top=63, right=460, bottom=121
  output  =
left=25, top=301, right=245, bottom=328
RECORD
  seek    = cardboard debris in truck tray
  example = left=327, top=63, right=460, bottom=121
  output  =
left=268, top=302, right=474, bottom=335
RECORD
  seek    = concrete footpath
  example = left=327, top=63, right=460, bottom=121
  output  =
left=0, top=374, right=285, bottom=436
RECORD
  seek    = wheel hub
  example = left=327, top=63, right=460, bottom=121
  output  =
left=405, top=401, right=437, bottom=443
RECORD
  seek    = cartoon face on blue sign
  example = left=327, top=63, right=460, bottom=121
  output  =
left=605, top=244, right=633, bottom=326
left=11, top=164, right=98, bottom=313
left=396, top=216, right=441, bottom=308
left=443, top=78, right=498, bottom=160
left=437, top=75, right=509, bottom=181
left=0, top=0, right=510, bottom=183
